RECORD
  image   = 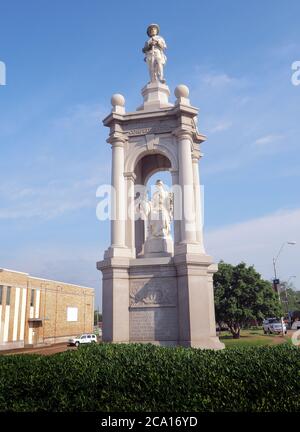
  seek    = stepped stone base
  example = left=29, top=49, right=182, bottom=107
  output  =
left=97, top=253, right=224, bottom=350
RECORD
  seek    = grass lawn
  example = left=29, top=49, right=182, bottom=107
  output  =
left=220, top=329, right=293, bottom=348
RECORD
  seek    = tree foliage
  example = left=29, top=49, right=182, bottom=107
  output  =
left=279, top=282, right=300, bottom=313
left=94, top=310, right=102, bottom=326
left=214, top=261, right=282, bottom=338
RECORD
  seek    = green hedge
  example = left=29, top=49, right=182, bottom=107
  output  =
left=0, top=343, right=299, bottom=412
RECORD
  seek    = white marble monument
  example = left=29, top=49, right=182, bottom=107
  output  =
left=97, top=24, right=224, bottom=349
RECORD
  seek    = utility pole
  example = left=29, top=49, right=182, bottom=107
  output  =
left=272, top=241, right=296, bottom=336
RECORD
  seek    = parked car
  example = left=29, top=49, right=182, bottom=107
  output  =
left=216, top=323, right=229, bottom=332
left=68, top=333, right=97, bottom=347
left=263, top=318, right=287, bottom=334
left=291, top=320, right=300, bottom=330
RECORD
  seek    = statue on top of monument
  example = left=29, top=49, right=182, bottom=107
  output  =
left=142, top=24, right=167, bottom=84
left=137, top=180, right=173, bottom=239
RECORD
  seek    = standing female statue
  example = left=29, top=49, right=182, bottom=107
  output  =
left=138, top=180, right=173, bottom=240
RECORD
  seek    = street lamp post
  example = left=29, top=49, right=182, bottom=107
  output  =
left=272, top=241, right=296, bottom=336
left=272, top=241, right=296, bottom=280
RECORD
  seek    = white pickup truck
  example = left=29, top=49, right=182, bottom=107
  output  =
left=263, top=318, right=287, bottom=334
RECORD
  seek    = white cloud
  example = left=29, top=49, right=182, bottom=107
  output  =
left=252, top=134, right=285, bottom=156
left=51, top=103, right=104, bottom=131
left=0, top=102, right=111, bottom=220
left=190, top=59, right=298, bottom=178
left=255, top=134, right=284, bottom=146
left=201, top=73, right=237, bottom=87
left=209, top=120, right=232, bottom=133
left=0, top=174, right=107, bottom=220
left=205, top=208, right=300, bottom=290
left=202, top=159, right=241, bottom=175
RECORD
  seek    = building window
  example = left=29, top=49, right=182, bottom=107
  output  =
left=6, top=286, right=11, bottom=305
left=0, top=285, right=3, bottom=305
left=30, top=289, right=34, bottom=307
left=67, top=307, right=78, bottom=322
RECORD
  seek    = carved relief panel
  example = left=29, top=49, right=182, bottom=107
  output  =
left=129, top=277, right=177, bottom=307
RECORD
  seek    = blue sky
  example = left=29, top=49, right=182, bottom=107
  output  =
left=0, top=0, right=299, bottom=308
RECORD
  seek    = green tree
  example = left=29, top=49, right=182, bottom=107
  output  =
left=214, top=261, right=282, bottom=339
left=279, top=282, right=300, bottom=313
left=94, top=310, right=102, bottom=325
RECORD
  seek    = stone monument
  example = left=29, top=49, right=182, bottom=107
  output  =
left=97, top=24, right=224, bottom=349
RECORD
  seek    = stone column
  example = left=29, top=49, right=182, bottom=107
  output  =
left=176, top=130, right=197, bottom=244
left=124, top=172, right=136, bottom=254
left=170, top=169, right=181, bottom=246
left=192, top=155, right=205, bottom=252
left=110, top=134, right=126, bottom=248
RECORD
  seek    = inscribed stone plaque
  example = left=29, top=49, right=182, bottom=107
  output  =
left=129, top=307, right=178, bottom=341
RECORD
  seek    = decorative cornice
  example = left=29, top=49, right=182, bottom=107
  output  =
left=107, top=132, right=127, bottom=145
left=192, top=148, right=203, bottom=161
left=102, top=112, right=126, bottom=127
left=172, top=103, right=198, bottom=117
left=124, top=172, right=137, bottom=182
left=172, top=127, right=193, bottom=140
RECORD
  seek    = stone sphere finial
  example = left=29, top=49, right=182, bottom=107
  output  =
left=174, top=84, right=189, bottom=99
left=111, top=93, right=125, bottom=107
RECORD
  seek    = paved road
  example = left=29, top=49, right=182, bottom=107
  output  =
left=1, top=343, right=77, bottom=356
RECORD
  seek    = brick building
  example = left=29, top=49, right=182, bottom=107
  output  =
left=0, top=268, right=94, bottom=351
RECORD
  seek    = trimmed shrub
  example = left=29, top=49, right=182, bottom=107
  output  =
left=0, top=343, right=299, bottom=412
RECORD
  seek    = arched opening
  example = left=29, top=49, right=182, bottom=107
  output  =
left=134, top=153, right=173, bottom=257
left=134, top=152, right=171, bottom=185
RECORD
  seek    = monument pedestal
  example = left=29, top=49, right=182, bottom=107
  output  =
left=98, top=252, right=224, bottom=349
left=144, top=237, right=173, bottom=258
left=128, top=257, right=178, bottom=345
left=137, top=82, right=172, bottom=111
